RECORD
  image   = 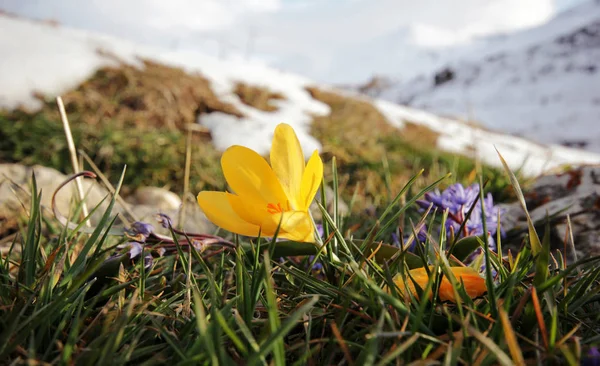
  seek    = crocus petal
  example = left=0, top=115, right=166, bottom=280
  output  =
left=393, top=267, right=432, bottom=300
left=270, top=123, right=305, bottom=210
left=197, top=191, right=261, bottom=237
left=438, top=267, right=487, bottom=302
left=226, top=195, right=315, bottom=243
left=393, top=266, right=486, bottom=303
left=227, top=193, right=270, bottom=227
left=300, top=150, right=323, bottom=211
left=221, top=145, right=288, bottom=207
left=272, top=210, right=315, bottom=243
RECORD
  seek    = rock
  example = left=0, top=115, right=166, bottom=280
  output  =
left=129, top=195, right=215, bottom=236
left=503, top=165, right=600, bottom=261
left=0, top=164, right=110, bottom=224
left=129, top=186, right=182, bottom=211
left=177, top=195, right=216, bottom=234
left=0, top=163, right=215, bottom=237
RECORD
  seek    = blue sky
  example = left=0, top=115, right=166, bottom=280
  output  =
left=0, top=0, right=590, bottom=82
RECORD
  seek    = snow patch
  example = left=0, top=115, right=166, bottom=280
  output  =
left=375, top=99, right=600, bottom=176
left=0, top=16, right=142, bottom=110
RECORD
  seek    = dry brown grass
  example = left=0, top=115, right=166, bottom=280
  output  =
left=306, top=87, right=441, bottom=161
left=28, top=59, right=243, bottom=131
left=0, top=59, right=247, bottom=193
left=302, top=86, right=513, bottom=220
left=305, top=86, right=514, bottom=219
left=233, top=82, right=286, bottom=112
left=400, top=121, right=441, bottom=148
left=307, top=87, right=393, bottom=211
left=307, top=87, right=395, bottom=164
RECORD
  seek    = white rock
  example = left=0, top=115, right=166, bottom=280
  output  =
left=130, top=186, right=182, bottom=211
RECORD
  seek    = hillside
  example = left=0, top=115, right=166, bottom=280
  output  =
left=1, top=11, right=599, bottom=184
left=378, top=0, right=600, bottom=152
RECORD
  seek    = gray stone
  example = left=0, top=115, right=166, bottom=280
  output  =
left=503, top=165, right=600, bottom=261
left=0, top=164, right=215, bottom=237
left=0, top=164, right=111, bottom=224
left=129, top=186, right=182, bottom=211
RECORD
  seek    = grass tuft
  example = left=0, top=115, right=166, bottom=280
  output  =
left=0, top=61, right=596, bottom=365
left=0, top=158, right=598, bottom=364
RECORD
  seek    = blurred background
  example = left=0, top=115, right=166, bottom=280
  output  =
left=0, top=0, right=587, bottom=82
left=1, top=0, right=598, bottom=151
left=0, top=0, right=599, bottom=256
left=0, top=0, right=599, bottom=210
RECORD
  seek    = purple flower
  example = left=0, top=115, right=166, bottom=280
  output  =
left=316, top=224, right=324, bottom=238
left=117, top=242, right=153, bottom=268
left=307, top=255, right=324, bottom=278
left=125, top=221, right=155, bottom=242
left=416, top=183, right=505, bottom=272
left=418, top=183, right=504, bottom=251
left=156, top=213, right=174, bottom=229
left=583, top=346, right=600, bottom=366
left=392, top=224, right=428, bottom=251
left=419, top=184, right=479, bottom=212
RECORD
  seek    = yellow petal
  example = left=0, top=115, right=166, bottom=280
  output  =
left=197, top=191, right=261, bottom=237
left=300, top=150, right=323, bottom=210
left=227, top=195, right=315, bottom=243
left=221, top=145, right=288, bottom=207
left=272, top=211, right=316, bottom=243
left=393, top=267, right=432, bottom=300
left=270, top=123, right=305, bottom=210
left=227, top=193, right=269, bottom=227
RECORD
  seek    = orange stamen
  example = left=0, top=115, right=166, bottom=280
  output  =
left=266, top=202, right=284, bottom=214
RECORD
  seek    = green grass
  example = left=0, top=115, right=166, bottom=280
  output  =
left=1, top=159, right=599, bottom=365
left=0, top=102, right=514, bottom=216
left=0, top=111, right=226, bottom=193
left=307, top=86, right=516, bottom=226
left=0, top=67, right=595, bottom=364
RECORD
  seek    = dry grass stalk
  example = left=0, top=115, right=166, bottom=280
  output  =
left=57, top=96, right=90, bottom=226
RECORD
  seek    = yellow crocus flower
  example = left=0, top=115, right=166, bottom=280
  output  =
left=393, top=266, right=487, bottom=303
left=197, top=123, right=323, bottom=243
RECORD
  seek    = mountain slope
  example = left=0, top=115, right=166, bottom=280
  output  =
left=382, top=0, right=600, bottom=152
left=1, top=12, right=599, bottom=178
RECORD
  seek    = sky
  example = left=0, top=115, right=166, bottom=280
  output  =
left=0, top=0, right=590, bottom=83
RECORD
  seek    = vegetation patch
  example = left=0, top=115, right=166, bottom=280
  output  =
left=0, top=150, right=598, bottom=364
left=0, top=65, right=595, bottom=365
left=233, top=82, right=286, bottom=112
left=0, top=113, right=225, bottom=193
left=0, top=60, right=243, bottom=193
left=53, top=59, right=242, bottom=129
left=306, top=86, right=512, bottom=214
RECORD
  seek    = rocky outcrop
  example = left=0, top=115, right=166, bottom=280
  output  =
left=502, top=165, right=600, bottom=261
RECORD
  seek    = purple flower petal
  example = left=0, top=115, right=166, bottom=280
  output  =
left=156, top=213, right=174, bottom=229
